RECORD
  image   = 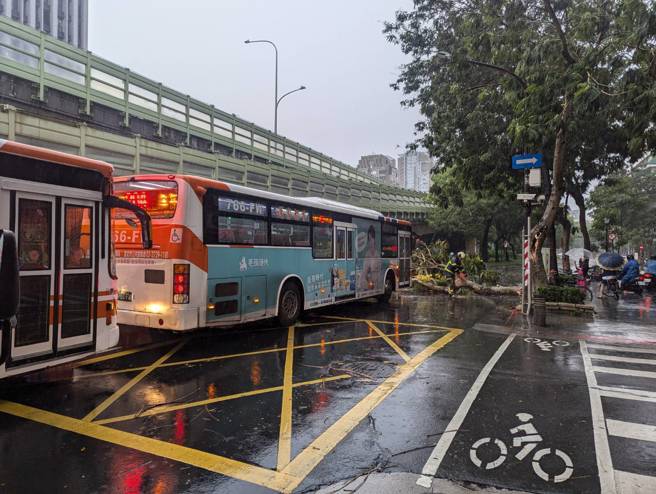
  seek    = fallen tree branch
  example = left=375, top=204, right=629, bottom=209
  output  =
left=413, top=277, right=521, bottom=296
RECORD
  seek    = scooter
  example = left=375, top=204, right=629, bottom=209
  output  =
left=621, top=277, right=643, bottom=296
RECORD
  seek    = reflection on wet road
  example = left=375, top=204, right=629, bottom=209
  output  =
left=1, top=291, right=655, bottom=493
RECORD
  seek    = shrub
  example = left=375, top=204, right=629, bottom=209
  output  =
left=480, top=270, right=501, bottom=286
left=535, top=286, right=585, bottom=304
left=463, top=255, right=485, bottom=276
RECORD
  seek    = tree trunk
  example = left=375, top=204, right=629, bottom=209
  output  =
left=549, top=223, right=558, bottom=279
left=571, top=186, right=591, bottom=250
left=530, top=96, right=572, bottom=285
left=557, top=207, right=572, bottom=273
left=494, top=239, right=500, bottom=262
left=510, top=242, right=517, bottom=259
left=481, top=221, right=491, bottom=262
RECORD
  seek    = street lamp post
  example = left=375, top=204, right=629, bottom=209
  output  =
left=244, top=39, right=279, bottom=132
left=604, top=217, right=610, bottom=251
left=275, top=86, right=307, bottom=129
left=245, top=39, right=306, bottom=134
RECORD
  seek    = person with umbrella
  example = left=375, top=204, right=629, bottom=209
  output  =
left=597, top=252, right=624, bottom=298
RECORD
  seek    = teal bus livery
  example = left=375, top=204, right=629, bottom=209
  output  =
left=112, top=175, right=412, bottom=330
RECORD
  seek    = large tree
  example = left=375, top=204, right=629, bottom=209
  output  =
left=589, top=166, right=656, bottom=254
left=385, top=0, right=656, bottom=280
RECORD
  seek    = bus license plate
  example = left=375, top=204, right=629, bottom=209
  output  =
left=118, top=291, right=133, bottom=302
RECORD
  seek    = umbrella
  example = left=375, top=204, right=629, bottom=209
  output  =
left=597, top=252, right=625, bottom=271
left=565, top=248, right=596, bottom=266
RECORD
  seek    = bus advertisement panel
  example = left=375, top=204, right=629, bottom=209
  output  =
left=112, top=175, right=412, bottom=331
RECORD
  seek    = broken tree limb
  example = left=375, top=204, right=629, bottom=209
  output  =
left=413, top=278, right=521, bottom=296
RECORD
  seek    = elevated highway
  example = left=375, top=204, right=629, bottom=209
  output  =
left=0, top=17, right=432, bottom=221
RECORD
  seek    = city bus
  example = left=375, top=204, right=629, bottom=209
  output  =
left=112, top=174, right=412, bottom=330
left=0, top=140, right=151, bottom=378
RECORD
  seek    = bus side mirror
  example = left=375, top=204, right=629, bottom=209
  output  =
left=103, top=196, right=153, bottom=249
left=0, top=230, right=19, bottom=320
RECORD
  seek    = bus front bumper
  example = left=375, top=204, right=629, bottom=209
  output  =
left=118, top=307, right=199, bottom=331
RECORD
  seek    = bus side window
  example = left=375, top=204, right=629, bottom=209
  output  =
left=347, top=230, right=354, bottom=259
left=312, top=216, right=333, bottom=259
left=336, top=229, right=346, bottom=259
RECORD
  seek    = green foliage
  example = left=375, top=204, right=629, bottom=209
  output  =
left=589, top=166, right=656, bottom=252
left=480, top=270, right=501, bottom=286
left=385, top=0, right=656, bottom=263
left=463, top=255, right=485, bottom=276
left=536, top=286, right=585, bottom=305
left=412, top=240, right=450, bottom=275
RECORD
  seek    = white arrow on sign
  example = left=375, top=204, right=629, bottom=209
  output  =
left=516, top=157, right=538, bottom=165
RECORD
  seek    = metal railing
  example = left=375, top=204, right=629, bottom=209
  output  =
left=0, top=16, right=431, bottom=215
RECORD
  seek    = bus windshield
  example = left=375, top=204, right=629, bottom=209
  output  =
left=114, top=180, right=178, bottom=219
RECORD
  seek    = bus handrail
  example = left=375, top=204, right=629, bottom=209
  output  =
left=103, top=196, right=153, bottom=249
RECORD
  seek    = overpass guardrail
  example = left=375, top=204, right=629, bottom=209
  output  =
left=0, top=16, right=431, bottom=217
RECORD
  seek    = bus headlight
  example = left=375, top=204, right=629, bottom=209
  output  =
left=146, top=303, right=165, bottom=314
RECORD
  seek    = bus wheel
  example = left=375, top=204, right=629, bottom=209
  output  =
left=278, top=282, right=302, bottom=326
left=378, top=273, right=395, bottom=303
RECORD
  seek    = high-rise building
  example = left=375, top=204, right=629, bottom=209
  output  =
left=0, top=0, right=88, bottom=49
left=397, top=150, right=434, bottom=192
left=357, top=154, right=398, bottom=186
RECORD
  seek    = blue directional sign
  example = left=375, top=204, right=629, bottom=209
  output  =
left=512, top=153, right=543, bottom=170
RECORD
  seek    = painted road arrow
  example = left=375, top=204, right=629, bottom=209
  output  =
left=512, top=153, right=543, bottom=170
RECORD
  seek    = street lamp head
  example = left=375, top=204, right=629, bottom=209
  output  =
left=244, top=39, right=251, bottom=44
left=300, top=85, right=307, bottom=90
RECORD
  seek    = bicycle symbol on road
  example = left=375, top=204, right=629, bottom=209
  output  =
left=524, top=337, right=570, bottom=352
left=470, top=413, right=573, bottom=483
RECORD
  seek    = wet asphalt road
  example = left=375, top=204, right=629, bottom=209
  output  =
left=0, top=289, right=655, bottom=493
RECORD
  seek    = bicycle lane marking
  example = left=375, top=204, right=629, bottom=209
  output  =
left=417, top=333, right=515, bottom=488
left=419, top=335, right=597, bottom=493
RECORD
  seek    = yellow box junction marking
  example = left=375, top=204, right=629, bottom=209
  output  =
left=365, top=320, right=410, bottom=362
left=0, top=320, right=463, bottom=493
left=72, top=339, right=178, bottom=368
left=277, top=328, right=463, bottom=492
left=324, top=315, right=461, bottom=332
left=83, top=340, right=186, bottom=422
left=0, top=400, right=297, bottom=492
left=64, top=328, right=448, bottom=381
left=277, top=326, right=295, bottom=470
left=95, top=374, right=352, bottom=426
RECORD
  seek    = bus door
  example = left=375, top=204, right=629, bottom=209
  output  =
left=10, top=193, right=57, bottom=364
left=333, top=222, right=356, bottom=300
left=399, top=230, right=411, bottom=286
left=9, top=192, right=97, bottom=366
left=57, top=199, right=96, bottom=352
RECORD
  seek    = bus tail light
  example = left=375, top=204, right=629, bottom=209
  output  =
left=173, top=264, right=190, bottom=304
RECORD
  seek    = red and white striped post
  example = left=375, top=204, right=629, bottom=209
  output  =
left=522, top=216, right=532, bottom=315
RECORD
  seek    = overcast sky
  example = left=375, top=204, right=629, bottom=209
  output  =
left=88, top=0, right=421, bottom=167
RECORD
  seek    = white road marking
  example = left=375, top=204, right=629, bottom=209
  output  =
left=592, top=366, right=656, bottom=379
left=597, top=386, right=656, bottom=403
left=580, top=340, right=617, bottom=494
left=587, top=343, right=656, bottom=355
left=589, top=354, right=656, bottom=366
left=615, top=470, right=656, bottom=493
left=606, top=419, right=656, bottom=443
left=416, top=333, right=515, bottom=488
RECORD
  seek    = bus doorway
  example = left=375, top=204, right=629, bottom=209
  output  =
left=8, top=191, right=97, bottom=367
left=334, top=223, right=356, bottom=300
